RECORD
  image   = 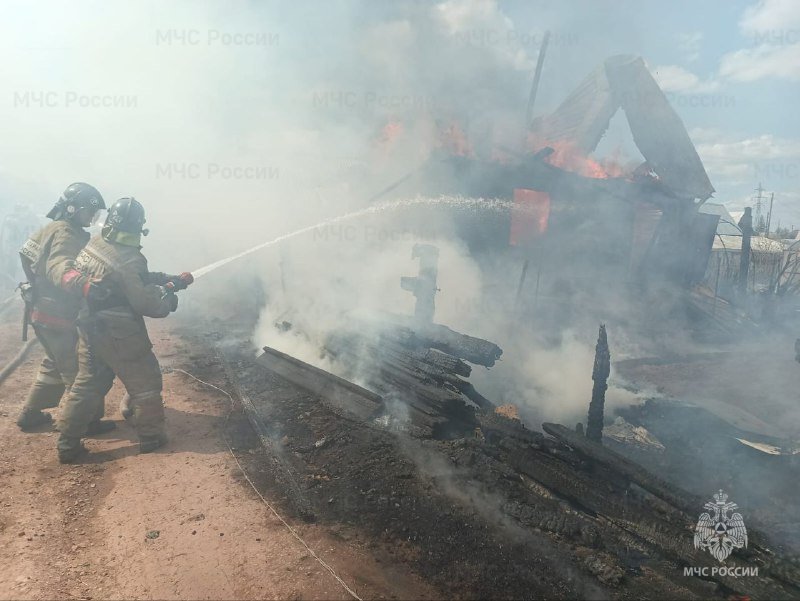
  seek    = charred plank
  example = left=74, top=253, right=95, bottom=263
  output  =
left=543, top=422, right=697, bottom=513
left=257, top=346, right=383, bottom=421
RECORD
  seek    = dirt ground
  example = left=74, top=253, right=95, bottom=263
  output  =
left=0, top=314, right=435, bottom=601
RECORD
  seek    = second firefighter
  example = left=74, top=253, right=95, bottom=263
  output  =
left=57, top=197, right=193, bottom=463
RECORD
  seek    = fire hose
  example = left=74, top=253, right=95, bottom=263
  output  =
left=0, top=293, right=37, bottom=385
left=0, top=337, right=39, bottom=386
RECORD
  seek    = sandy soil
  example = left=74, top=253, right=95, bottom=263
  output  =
left=0, top=314, right=434, bottom=601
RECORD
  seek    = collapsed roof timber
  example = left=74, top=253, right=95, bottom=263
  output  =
left=530, top=54, right=714, bottom=202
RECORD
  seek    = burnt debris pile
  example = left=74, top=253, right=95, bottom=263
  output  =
left=217, top=324, right=800, bottom=598
left=324, top=314, right=502, bottom=438
left=255, top=311, right=503, bottom=439
left=214, top=260, right=799, bottom=598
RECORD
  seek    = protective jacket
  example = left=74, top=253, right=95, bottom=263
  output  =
left=74, top=235, right=176, bottom=339
left=20, top=219, right=90, bottom=328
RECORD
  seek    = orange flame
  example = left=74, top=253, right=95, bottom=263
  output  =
left=527, top=137, right=627, bottom=179
left=510, top=188, right=550, bottom=247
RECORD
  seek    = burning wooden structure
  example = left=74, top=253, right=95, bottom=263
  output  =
left=375, top=55, right=720, bottom=292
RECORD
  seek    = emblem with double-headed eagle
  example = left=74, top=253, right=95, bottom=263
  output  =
left=694, top=489, right=748, bottom=562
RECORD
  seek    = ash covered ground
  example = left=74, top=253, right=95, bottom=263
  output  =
left=178, top=283, right=800, bottom=600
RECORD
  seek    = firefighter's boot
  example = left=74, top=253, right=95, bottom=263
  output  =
left=139, top=432, right=168, bottom=454
left=16, top=409, right=54, bottom=431
left=57, top=435, right=87, bottom=464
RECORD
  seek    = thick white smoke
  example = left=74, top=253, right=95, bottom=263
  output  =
left=0, top=0, right=676, bottom=428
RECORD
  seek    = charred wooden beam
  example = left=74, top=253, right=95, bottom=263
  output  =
left=257, top=346, right=383, bottom=421
left=413, top=347, right=471, bottom=378
left=455, top=381, right=496, bottom=412
left=542, top=422, right=698, bottom=514
left=478, top=412, right=545, bottom=447
left=385, top=314, right=503, bottom=367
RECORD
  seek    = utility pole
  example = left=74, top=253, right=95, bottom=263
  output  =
left=765, top=192, right=775, bottom=238
left=753, top=183, right=765, bottom=233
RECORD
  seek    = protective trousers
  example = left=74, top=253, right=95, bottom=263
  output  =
left=57, top=321, right=165, bottom=452
left=20, top=324, right=104, bottom=421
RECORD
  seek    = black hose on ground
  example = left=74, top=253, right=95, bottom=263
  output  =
left=0, top=338, right=39, bottom=385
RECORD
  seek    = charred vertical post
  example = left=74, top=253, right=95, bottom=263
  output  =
left=586, top=324, right=610, bottom=443
left=737, top=207, right=753, bottom=297
left=526, top=30, right=550, bottom=129
left=401, top=244, right=439, bottom=323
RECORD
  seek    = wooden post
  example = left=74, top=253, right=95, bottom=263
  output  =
left=586, top=325, right=610, bottom=443
left=738, top=207, right=753, bottom=297
left=400, top=244, right=439, bottom=323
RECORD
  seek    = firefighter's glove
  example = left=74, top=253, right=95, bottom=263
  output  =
left=166, top=272, right=194, bottom=292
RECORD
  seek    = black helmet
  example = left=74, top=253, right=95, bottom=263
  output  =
left=105, top=197, right=148, bottom=235
left=47, top=182, right=105, bottom=220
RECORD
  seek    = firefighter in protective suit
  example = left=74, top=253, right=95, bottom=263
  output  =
left=16, top=183, right=116, bottom=433
left=57, top=198, right=193, bottom=462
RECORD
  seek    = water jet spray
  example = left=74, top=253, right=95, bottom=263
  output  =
left=190, top=196, right=521, bottom=280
